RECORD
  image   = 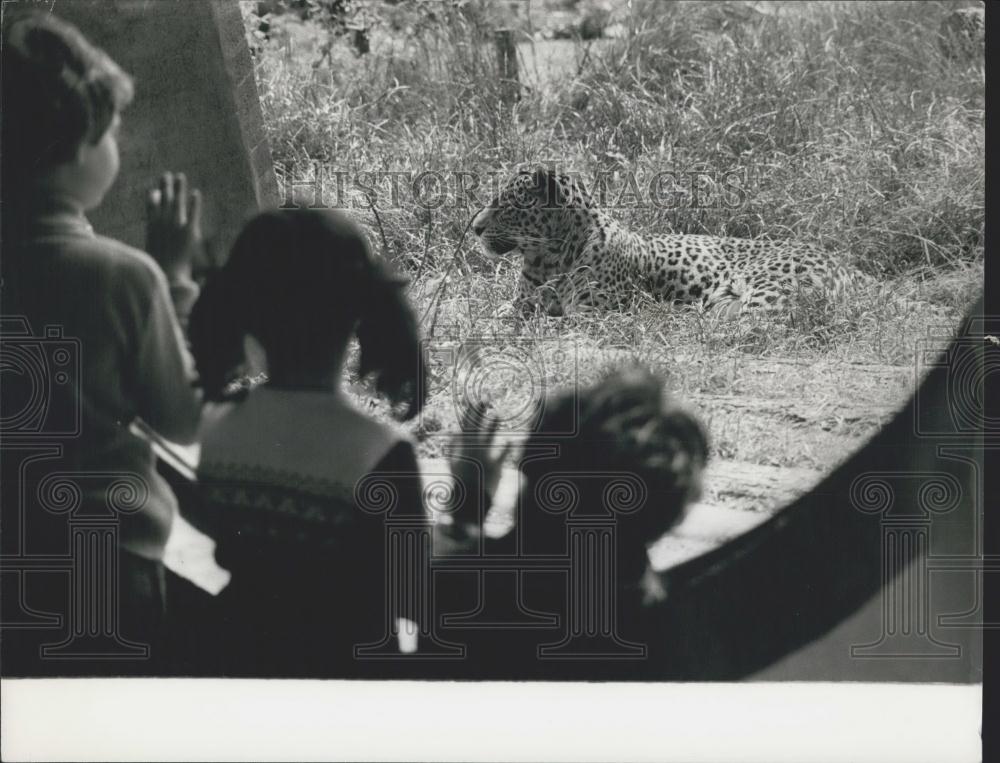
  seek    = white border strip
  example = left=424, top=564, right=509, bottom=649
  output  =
left=1, top=679, right=982, bottom=762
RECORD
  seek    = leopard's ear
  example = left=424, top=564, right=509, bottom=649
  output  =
left=531, top=165, right=565, bottom=207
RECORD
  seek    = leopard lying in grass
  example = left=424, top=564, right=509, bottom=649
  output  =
left=471, top=166, right=883, bottom=318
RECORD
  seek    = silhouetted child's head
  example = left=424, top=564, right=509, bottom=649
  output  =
left=522, top=367, right=708, bottom=556
left=189, top=208, right=426, bottom=419
left=1, top=13, right=133, bottom=211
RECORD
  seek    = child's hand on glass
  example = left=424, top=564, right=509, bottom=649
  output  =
left=447, top=401, right=513, bottom=529
left=146, top=171, right=203, bottom=282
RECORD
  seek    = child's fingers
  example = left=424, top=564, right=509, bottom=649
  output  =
left=485, top=412, right=501, bottom=441
left=188, top=188, right=202, bottom=233
left=159, top=172, right=175, bottom=211
left=174, top=173, right=187, bottom=225
left=461, top=399, right=485, bottom=431
left=474, top=402, right=492, bottom=440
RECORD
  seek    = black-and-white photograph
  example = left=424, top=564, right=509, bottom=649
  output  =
left=0, top=0, right=988, bottom=760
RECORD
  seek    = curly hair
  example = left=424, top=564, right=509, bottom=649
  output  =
left=1, top=12, right=133, bottom=184
left=522, top=367, right=709, bottom=548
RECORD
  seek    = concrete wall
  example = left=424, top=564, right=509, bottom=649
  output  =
left=44, top=0, right=278, bottom=259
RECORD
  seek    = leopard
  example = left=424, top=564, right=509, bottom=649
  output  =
left=471, top=166, right=866, bottom=318
left=938, top=5, right=985, bottom=62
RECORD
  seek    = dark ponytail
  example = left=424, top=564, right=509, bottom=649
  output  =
left=355, top=264, right=427, bottom=420
left=188, top=208, right=293, bottom=402
left=188, top=268, right=250, bottom=402
left=188, top=208, right=426, bottom=417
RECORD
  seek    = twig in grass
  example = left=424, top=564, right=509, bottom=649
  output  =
left=425, top=274, right=451, bottom=340
left=576, top=38, right=595, bottom=78
left=419, top=211, right=477, bottom=337
left=412, top=209, right=433, bottom=282
left=365, top=195, right=393, bottom=263
left=351, top=84, right=410, bottom=114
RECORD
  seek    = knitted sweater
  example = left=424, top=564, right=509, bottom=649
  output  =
left=193, top=387, right=422, bottom=674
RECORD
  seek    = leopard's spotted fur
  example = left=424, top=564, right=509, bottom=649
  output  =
left=471, top=167, right=864, bottom=317
left=938, top=6, right=985, bottom=61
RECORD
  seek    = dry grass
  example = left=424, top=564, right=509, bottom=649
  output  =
left=246, top=0, right=983, bottom=476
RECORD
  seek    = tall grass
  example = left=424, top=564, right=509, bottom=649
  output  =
left=551, top=0, right=984, bottom=273
left=247, top=0, right=983, bottom=471
left=255, top=0, right=982, bottom=274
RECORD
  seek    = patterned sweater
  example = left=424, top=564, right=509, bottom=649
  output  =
left=193, top=387, right=423, bottom=674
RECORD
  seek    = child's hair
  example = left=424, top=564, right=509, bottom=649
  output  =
left=1, top=13, right=133, bottom=185
left=189, top=208, right=427, bottom=419
left=522, top=367, right=709, bottom=546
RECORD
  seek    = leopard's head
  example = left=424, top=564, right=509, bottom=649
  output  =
left=471, top=167, right=594, bottom=263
